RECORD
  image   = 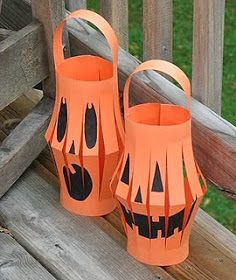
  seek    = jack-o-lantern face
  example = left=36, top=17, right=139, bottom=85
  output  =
left=117, top=154, right=202, bottom=239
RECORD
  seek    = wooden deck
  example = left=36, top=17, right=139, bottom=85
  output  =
left=0, top=1, right=236, bottom=279
left=0, top=94, right=235, bottom=280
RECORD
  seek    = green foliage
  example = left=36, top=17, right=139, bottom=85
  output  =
left=87, top=0, right=236, bottom=233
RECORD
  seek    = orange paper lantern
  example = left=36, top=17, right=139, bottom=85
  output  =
left=113, top=60, right=207, bottom=266
left=45, top=10, right=124, bottom=216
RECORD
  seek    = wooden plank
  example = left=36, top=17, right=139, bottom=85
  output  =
left=0, top=0, right=2, bottom=14
left=0, top=230, right=56, bottom=280
left=100, top=0, right=128, bottom=51
left=66, top=17, right=236, bottom=199
left=65, top=0, right=87, bottom=11
left=0, top=0, right=32, bottom=30
left=143, top=0, right=172, bottom=61
left=32, top=0, right=64, bottom=97
left=192, top=0, right=225, bottom=114
left=0, top=166, right=173, bottom=280
left=0, top=97, right=53, bottom=198
left=0, top=22, right=49, bottom=111
left=0, top=28, right=15, bottom=41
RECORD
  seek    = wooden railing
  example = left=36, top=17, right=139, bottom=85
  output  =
left=66, top=0, right=225, bottom=115
left=0, top=0, right=235, bottom=201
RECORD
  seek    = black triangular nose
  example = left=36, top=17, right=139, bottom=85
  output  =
left=151, top=163, right=163, bottom=192
left=134, top=186, right=142, bottom=203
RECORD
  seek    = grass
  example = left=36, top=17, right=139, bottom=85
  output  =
left=87, top=0, right=236, bottom=234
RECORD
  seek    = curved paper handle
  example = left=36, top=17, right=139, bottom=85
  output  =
left=123, top=60, right=191, bottom=116
left=53, top=9, right=118, bottom=74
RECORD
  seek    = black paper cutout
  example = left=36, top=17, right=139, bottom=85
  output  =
left=166, top=209, right=184, bottom=237
left=134, top=186, right=142, bottom=203
left=120, top=202, right=185, bottom=239
left=63, top=164, right=92, bottom=201
left=69, top=141, right=75, bottom=154
left=57, top=98, right=67, bottom=142
left=121, top=154, right=130, bottom=184
left=85, top=104, right=97, bottom=149
left=151, top=163, right=163, bottom=192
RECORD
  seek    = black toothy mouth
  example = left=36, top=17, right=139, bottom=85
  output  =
left=119, top=198, right=197, bottom=239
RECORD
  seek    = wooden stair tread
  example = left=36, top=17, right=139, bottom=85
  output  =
left=0, top=228, right=56, bottom=279
left=0, top=162, right=235, bottom=280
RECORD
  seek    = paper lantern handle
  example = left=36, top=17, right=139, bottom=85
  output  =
left=53, top=9, right=118, bottom=75
left=123, top=60, right=191, bottom=116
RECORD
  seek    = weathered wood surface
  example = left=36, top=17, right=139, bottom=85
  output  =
left=100, top=0, right=128, bottom=51
left=32, top=0, right=64, bottom=97
left=0, top=0, right=2, bottom=14
left=0, top=230, right=56, bottom=280
left=192, top=0, right=225, bottom=114
left=0, top=22, right=48, bottom=111
left=143, top=0, right=172, bottom=61
left=0, top=0, right=32, bottom=30
left=0, top=165, right=172, bottom=280
left=0, top=97, right=53, bottom=198
left=0, top=28, right=15, bottom=41
left=1, top=162, right=236, bottom=280
left=65, top=0, right=87, bottom=11
left=67, top=18, right=236, bottom=199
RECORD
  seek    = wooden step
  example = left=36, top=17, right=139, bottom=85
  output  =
left=0, top=162, right=235, bottom=280
left=0, top=227, right=55, bottom=279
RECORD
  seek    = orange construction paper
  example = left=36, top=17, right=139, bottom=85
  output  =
left=113, top=60, right=207, bottom=266
left=45, top=9, right=124, bottom=216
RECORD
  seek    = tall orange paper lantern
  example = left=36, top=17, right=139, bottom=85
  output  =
left=45, top=10, right=124, bottom=216
left=113, top=60, right=207, bottom=265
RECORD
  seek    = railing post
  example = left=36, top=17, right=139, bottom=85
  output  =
left=65, top=0, right=87, bottom=12
left=143, top=0, right=173, bottom=61
left=100, top=0, right=128, bottom=51
left=192, top=0, right=225, bottom=114
left=32, top=0, right=64, bottom=98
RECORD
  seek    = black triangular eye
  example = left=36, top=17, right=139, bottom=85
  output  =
left=121, top=154, right=130, bottom=184
left=57, top=98, right=67, bottom=142
left=85, top=103, right=97, bottom=149
left=69, top=141, right=75, bottom=154
left=151, top=163, right=163, bottom=192
left=134, top=186, right=142, bottom=203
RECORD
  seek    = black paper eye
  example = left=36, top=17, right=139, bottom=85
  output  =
left=57, top=98, right=67, bottom=142
left=85, top=103, right=97, bottom=149
left=63, top=164, right=92, bottom=201
left=151, top=163, right=163, bottom=192
left=121, top=154, right=130, bottom=184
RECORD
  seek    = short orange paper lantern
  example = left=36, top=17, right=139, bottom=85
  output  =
left=45, top=10, right=124, bottom=216
left=113, top=60, right=207, bottom=266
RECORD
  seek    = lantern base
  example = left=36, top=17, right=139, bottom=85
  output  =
left=60, top=193, right=116, bottom=217
left=127, top=240, right=189, bottom=266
